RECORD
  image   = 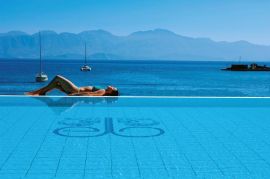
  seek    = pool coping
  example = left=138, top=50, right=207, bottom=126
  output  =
left=0, top=95, right=270, bottom=99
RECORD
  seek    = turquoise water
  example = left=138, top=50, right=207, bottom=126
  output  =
left=1, top=60, right=270, bottom=96
left=1, top=96, right=270, bottom=178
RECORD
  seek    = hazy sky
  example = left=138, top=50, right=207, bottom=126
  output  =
left=1, top=0, right=270, bottom=45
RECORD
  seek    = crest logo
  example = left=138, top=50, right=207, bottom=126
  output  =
left=54, top=117, right=165, bottom=138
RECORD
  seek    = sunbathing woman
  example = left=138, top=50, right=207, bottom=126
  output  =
left=26, top=75, right=119, bottom=96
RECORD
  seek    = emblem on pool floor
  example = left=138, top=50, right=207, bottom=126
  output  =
left=53, top=117, right=165, bottom=138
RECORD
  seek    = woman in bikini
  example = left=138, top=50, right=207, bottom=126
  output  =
left=26, top=75, right=119, bottom=96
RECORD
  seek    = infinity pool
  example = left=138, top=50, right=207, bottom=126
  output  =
left=0, top=96, right=270, bottom=178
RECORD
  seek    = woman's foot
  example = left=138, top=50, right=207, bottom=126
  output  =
left=25, top=90, right=46, bottom=96
left=25, top=92, right=40, bottom=96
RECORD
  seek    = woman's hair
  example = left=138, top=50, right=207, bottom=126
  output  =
left=110, top=89, right=119, bottom=96
left=105, top=89, right=119, bottom=96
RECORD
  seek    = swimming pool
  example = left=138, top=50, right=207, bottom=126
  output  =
left=0, top=96, right=270, bottom=178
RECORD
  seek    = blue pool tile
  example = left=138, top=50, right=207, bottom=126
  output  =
left=0, top=97, right=270, bottom=178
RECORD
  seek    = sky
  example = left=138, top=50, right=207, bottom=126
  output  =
left=1, top=0, right=270, bottom=45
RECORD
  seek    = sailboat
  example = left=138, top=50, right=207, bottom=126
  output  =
left=80, top=43, right=91, bottom=71
left=35, top=32, right=48, bottom=82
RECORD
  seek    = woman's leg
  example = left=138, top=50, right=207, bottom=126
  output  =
left=26, top=75, right=79, bottom=95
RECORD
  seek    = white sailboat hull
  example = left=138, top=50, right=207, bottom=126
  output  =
left=80, top=65, right=91, bottom=71
left=36, top=73, right=48, bottom=82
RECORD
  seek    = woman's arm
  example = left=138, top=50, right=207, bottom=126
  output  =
left=68, top=90, right=105, bottom=96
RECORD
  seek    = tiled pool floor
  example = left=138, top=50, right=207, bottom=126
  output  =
left=0, top=97, right=270, bottom=178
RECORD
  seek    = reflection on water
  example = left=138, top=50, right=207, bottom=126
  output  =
left=32, top=97, right=118, bottom=115
left=54, top=117, right=165, bottom=138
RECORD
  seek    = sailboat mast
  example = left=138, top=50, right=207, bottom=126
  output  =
left=239, top=56, right=242, bottom=63
left=84, top=42, right=87, bottom=65
left=39, top=32, right=42, bottom=73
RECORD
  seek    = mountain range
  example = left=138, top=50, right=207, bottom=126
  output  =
left=1, top=29, right=270, bottom=61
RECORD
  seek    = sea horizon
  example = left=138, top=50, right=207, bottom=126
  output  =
left=2, top=58, right=270, bottom=63
left=1, top=59, right=270, bottom=97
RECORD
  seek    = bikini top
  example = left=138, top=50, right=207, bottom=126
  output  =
left=91, top=86, right=103, bottom=92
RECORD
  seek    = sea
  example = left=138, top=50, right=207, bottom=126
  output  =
left=0, top=59, right=270, bottom=96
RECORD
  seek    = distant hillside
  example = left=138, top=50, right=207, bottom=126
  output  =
left=1, top=29, right=270, bottom=61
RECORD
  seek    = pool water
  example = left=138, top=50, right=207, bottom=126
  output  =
left=0, top=96, right=270, bottom=178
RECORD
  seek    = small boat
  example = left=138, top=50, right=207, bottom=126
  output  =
left=222, top=63, right=270, bottom=71
left=36, top=32, right=48, bottom=82
left=36, top=72, right=48, bottom=82
left=81, top=43, right=91, bottom=72
left=81, top=65, right=91, bottom=71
